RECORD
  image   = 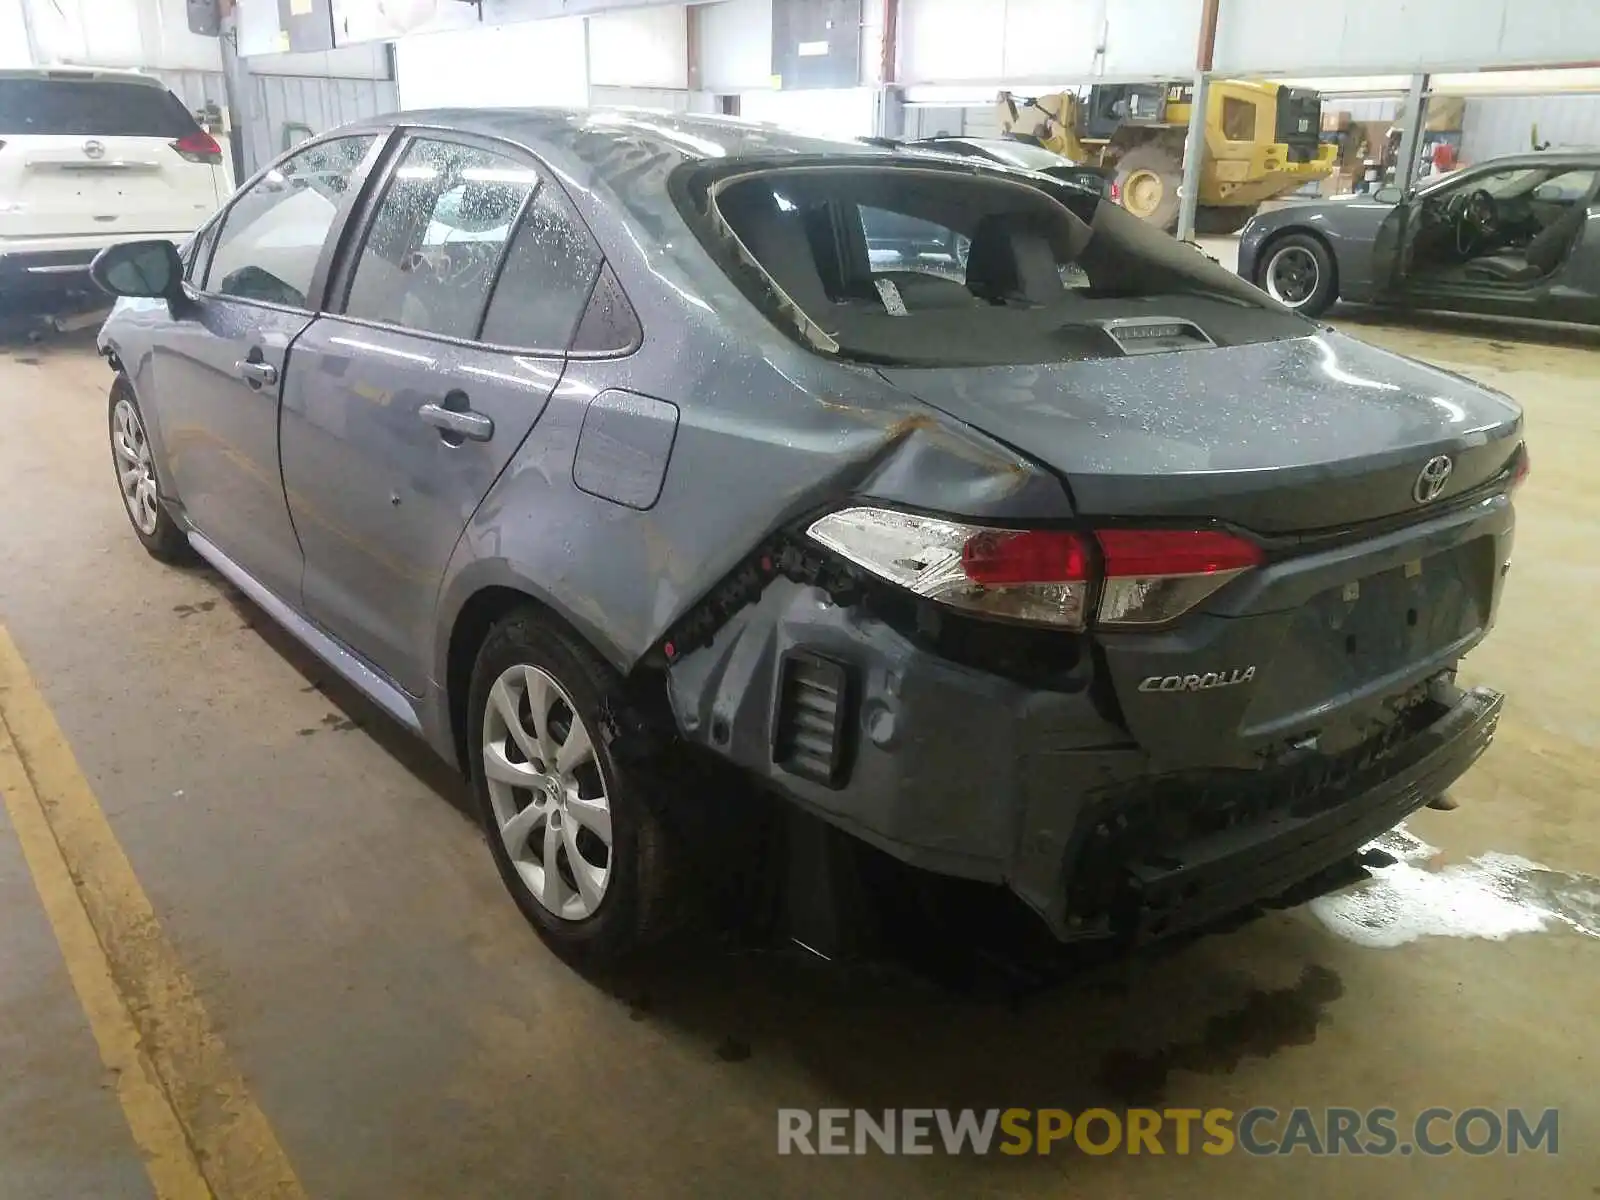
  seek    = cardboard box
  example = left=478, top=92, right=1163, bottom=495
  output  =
left=1321, top=110, right=1353, bottom=133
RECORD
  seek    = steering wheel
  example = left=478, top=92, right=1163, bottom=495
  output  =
left=1449, top=188, right=1498, bottom=254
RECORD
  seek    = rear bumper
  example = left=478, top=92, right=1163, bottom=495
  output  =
left=1082, top=684, right=1503, bottom=942
left=668, top=579, right=1504, bottom=945
left=0, top=234, right=187, bottom=315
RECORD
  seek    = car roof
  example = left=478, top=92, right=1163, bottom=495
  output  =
left=0, top=67, right=167, bottom=87
left=1448, top=150, right=1600, bottom=172
left=364, top=107, right=893, bottom=164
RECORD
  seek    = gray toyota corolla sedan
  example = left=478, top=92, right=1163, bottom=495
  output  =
left=91, top=109, right=1525, bottom=966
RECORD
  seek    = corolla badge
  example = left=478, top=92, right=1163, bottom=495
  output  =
left=1138, top=667, right=1256, bottom=693
left=1413, top=455, right=1454, bottom=504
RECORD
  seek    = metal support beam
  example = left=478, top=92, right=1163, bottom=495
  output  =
left=218, top=9, right=251, bottom=184
left=1175, top=72, right=1210, bottom=241
left=1392, top=73, right=1431, bottom=196
left=1175, top=0, right=1221, bottom=242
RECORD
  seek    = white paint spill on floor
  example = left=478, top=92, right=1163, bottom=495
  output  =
left=1309, top=825, right=1600, bottom=948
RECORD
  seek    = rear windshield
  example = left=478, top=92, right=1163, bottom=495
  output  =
left=690, top=162, right=1309, bottom=367
left=0, top=78, right=199, bottom=138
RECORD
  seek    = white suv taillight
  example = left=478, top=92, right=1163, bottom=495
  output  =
left=806, top=508, right=1264, bottom=630
left=171, top=130, right=222, bottom=165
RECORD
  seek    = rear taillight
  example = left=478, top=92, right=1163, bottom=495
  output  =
left=806, top=508, right=1264, bottom=631
left=1509, top=442, right=1530, bottom=490
left=1095, top=528, right=1264, bottom=626
left=172, top=130, right=222, bottom=164
left=807, top=509, right=1093, bottom=628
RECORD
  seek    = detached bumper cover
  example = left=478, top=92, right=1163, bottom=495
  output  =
left=0, top=248, right=103, bottom=315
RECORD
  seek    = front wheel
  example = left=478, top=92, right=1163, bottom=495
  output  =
left=467, top=610, right=683, bottom=965
left=1257, top=233, right=1337, bottom=316
left=108, top=377, right=193, bottom=563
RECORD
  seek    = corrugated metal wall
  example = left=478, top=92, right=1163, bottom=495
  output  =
left=238, top=71, right=401, bottom=174
left=1461, top=94, right=1600, bottom=162
left=901, top=104, right=1002, bottom=140
left=150, top=68, right=228, bottom=114
left=153, top=65, right=398, bottom=177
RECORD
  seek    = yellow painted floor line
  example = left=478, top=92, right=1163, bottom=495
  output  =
left=0, top=626, right=306, bottom=1200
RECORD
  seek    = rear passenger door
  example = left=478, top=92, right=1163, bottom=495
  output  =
left=279, top=132, right=609, bottom=695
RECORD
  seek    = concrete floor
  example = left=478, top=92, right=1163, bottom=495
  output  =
left=0, top=313, right=1595, bottom=1198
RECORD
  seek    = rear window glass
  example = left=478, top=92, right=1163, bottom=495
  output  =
left=0, top=78, right=198, bottom=138
left=696, top=164, right=1308, bottom=367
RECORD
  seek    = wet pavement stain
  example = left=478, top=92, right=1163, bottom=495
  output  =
left=1095, top=964, right=1344, bottom=1106
left=1311, top=826, right=1600, bottom=947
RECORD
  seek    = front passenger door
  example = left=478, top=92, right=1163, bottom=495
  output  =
left=280, top=134, right=607, bottom=694
left=153, top=134, right=380, bottom=601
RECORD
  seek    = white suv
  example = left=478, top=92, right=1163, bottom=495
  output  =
left=0, top=67, right=231, bottom=317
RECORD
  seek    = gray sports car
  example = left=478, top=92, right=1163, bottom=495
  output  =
left=1240, top=151, right=1600, bottom=322
left=91, top=109, right=1523, bottom=968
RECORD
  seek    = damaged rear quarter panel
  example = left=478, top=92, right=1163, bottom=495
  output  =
left=435, top=125, right=1074, bottom=690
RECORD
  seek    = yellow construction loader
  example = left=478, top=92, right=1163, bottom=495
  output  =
left=998, top=81, right=1338, bottom=233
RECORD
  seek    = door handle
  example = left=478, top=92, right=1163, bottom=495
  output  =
left=418, top=401, right=493, bottom=442
left=235, top=359, right=278, bottom=388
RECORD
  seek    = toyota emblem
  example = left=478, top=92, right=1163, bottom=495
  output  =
left=82, top=139, right=106, bottom=160
left=1413, top=455, right=1454, bottom=504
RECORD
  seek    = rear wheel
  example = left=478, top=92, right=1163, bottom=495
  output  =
left=1258, top=232, right=1337, bottom=316
left=467, top=609, right=682, bottom=964
left=108, top=377, right=193, bottom=563
left=1114, top=145, right=1183, bottom=230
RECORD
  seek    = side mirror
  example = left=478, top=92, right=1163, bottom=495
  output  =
left=1373, top=185, right=1406, bottom=204
left=89, top=240, right=185, bottom=302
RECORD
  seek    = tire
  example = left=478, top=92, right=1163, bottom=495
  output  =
left=1194, top=205, right=1256, bottom=236
left=1114, top=145, right=1184, bottom=230
left=1256, top=232, right=1337, bottom=316
left=467, top=609, right=682, bottom=965
left=108, top=376, right=194, bottom=564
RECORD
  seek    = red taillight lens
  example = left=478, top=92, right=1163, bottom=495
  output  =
left=172, top=130, right=222, bottom=164
left=1095, top=528, right=1263, bottom=627
left=1109, top=180, right=1121, bottom=203
left=961, top=529, right=1092, bottom=585
left=1096, top=529, right=1265, bottom=577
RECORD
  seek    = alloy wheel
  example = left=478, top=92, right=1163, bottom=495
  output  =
left=1264, top=245, right=1320, bottom=308
left=112, top=397, right=160, bottom=536
left=481, top=664, right=613, bottom=921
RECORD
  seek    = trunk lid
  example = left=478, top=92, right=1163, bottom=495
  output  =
left=0, top=73, right=220, bottom=240
left=881, top=332, right=1523, bottom=769
left=878, top=331, right=1523, bottom=533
